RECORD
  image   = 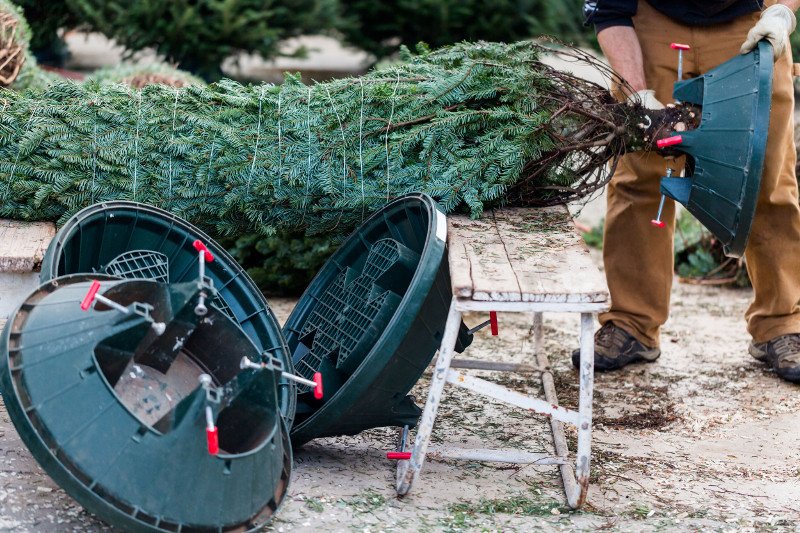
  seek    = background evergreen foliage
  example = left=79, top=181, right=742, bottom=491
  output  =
left=221, top=230, right=335, bottom=295
left=67, top=0, right=341, bottom=80
left=85, top=63, right=205, bottom=88
left=14, top=0, right=341, bottom=79
left=11, top=0, right=77, bottom=64
left=13, top=0, right=596, bottom=78
left=339, top=0, right=595, bottom=60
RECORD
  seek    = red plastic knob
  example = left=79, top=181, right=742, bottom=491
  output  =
left=80, top=280, right=101, bottom=311
left=489, top=311, right=499, bottom=336
left=206, top=426, right=219, bottom=455
left=656, top=135, right=683, bottom=149
left=193, top=239, right=215, bottom=263
left=650, top=219, right=666, bottom=228
left=670, top=43, right=690, bottom=50
left=313, top=372, right=324, bottom=400
left=387, top=451, right=412, bottom=460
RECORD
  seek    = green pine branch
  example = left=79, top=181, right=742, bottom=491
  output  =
left=0, top=40, right=657, bottom=240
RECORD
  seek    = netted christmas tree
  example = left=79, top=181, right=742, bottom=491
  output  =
left=83, top=60, right=332, bottom=295
left=0, top=40, right=695, bottom=241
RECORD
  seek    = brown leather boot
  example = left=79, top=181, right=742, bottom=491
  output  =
left=572, top=322, right=661, bottom=371
left=749, top=334, right=800, bottom=383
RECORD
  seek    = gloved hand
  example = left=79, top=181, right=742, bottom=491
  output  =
left=627, top=89, right=665, bottom=110
left=740, top=4, right=797, bottom=58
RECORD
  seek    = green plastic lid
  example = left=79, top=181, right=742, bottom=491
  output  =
left=0, top=275, right=291, bottom=532
left=39, top=201, right=296, bottom=426
left=285, top=193, right=471, bottom=446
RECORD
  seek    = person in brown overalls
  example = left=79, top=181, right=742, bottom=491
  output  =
left=576, top=0, right=800, bottom=382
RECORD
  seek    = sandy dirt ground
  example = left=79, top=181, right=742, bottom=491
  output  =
left=2, top=250, right=798, bottom=532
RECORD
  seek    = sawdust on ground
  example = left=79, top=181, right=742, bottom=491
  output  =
left=1, top=251, right=799, bottom=532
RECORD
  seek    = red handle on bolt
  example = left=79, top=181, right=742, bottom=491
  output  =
left=80, top=280, right=101, bottom=311
left=206, top=426, right=219, bottom=455
left=193, top=240, right=215, bottom=263
left=313, top=372, right=324, bottom=400
left=670, top=43, right=690, bottom=50
left=387, top=451, right=412, bottom=460
left=656, top=135, right=683, bottom=149
left=489, top=311, right=499, bottom=336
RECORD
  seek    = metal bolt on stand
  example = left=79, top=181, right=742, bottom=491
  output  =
left=240, top=357, right=324, bottom=399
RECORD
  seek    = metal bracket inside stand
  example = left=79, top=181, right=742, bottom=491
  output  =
left=80, top=279, right=166, bottom=334
left=199, top=373, right=222, bottom=405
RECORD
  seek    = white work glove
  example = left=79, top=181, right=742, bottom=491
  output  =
left=627, top=89, right=665, bottom=110
left=740, top=4, right=797, bottom=58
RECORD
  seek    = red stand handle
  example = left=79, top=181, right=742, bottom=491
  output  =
left=387, top=451, right=412, bottom=460
left=193, top=239, right=215, bottom=263
left=650, top=219, right=667, bottom=228
left=206, top=426, right=219, bottom=455
left=489, top=311, right=499, bottom=336
left=670, top=43, right=690, bottom=51
left=656, top=135, right=683, bottom=149
left=80, top=280, right=102, bottom=311
left=313, top=372, right=324, bottom=400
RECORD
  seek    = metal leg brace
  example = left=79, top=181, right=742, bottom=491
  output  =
left=396, top=302, right=462, bottom=495
left=395, top=301, right=596, bottom=509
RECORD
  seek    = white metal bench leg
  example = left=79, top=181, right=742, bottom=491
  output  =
left=573, top=312, right=595, bottom=508
left=534, top=312, right=595, bottom=509
left=397, top=306, right=596, bottom=509
left=396, top=299, right=462, bottom=495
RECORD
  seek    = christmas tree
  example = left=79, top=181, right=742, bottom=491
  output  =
left=83, top=60, right=329, bottom=295
left=0, top=40, right=694, bottom=241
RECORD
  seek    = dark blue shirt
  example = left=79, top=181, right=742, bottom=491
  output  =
left=584, top=0, right=764, bottom=32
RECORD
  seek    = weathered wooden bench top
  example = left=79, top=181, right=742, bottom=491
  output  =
left=448, top=206, right=609, bottom=304
left=0, top=219, right=55, bottom=272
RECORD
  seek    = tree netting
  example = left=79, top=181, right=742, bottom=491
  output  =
left=0, top=40, right=693, bottom=240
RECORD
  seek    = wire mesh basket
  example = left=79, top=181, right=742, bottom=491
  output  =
left=103, top=250, right=170, bottom=283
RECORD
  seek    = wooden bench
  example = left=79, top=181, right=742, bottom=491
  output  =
left=0, top=220, right=56, bottom=319
left=394, top=206, right=610, bottom=509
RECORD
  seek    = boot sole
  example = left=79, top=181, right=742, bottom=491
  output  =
left=571, top=348, right=661, bottom=371
left=776, top=367, right=800, bottom=382
left=748, top=342, right=800, bottom=382
left=594, top=351, right=660, bottom=371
